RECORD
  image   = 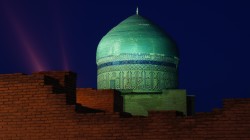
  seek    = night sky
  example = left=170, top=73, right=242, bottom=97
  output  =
left=0, top=0, right=249, bottom=112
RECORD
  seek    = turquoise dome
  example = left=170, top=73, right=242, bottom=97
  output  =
left=96, top=14, right=179, bottom=92
left=96, top=15, right=178, bottom=61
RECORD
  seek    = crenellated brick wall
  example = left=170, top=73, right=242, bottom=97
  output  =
left=0, top=71, right=249, bottom=140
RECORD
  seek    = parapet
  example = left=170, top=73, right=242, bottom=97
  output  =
left=0, top=71, right=249, bottom=139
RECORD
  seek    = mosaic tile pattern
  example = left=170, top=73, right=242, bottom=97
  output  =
left=97, top=63, right=178, bottom=92
left=96, top=53, right=178, bottom=66
left=98, top=60, right=176, bottom=69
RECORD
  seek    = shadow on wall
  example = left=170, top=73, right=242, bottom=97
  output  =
left=75, top=103, right=105, bottom=113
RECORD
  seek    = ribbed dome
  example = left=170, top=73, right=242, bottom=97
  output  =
left=96, top=14, right=178, bottom=62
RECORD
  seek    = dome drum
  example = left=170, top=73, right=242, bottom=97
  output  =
left=97, top=64, right=178, bottom=92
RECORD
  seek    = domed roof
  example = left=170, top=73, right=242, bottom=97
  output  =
left=96, top=14, right=179, bottom=61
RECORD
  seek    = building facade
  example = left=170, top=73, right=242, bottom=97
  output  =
left=96, top=10, right=191, bottom=116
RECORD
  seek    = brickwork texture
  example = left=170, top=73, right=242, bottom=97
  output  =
left=0, top=71, right=249, bottom=139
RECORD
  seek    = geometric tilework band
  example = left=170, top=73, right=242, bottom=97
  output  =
left=98, top=60, right=176, bottom=69
left=97, top=64, right=178, bottom=92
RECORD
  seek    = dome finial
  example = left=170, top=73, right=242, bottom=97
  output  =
left=136, top=6, right=139, bottom=15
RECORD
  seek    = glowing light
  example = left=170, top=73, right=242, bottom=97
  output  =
left=50, top=3, right=70, bottom=71
left=3, top=3, right=48, bottom=72
left=2, top=1, right=70, bottom=72
left=13, top=24, right=47, bottom=71
left=59, top=39, right=69, bottom=70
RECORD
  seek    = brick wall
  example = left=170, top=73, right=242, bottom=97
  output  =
left=76, top=88, right=123, bottom=113
left=33, top=71, right=77, bottom=105
left=0, top=71, right=249, bottom=139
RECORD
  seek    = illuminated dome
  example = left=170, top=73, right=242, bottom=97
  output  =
left=96, top=13, right=179, bottom=93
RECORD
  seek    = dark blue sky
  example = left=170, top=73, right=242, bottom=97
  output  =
left=0, top=0, right=249, bottom=112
